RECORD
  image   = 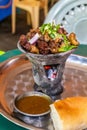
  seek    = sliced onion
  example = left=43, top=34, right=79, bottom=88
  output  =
left=29, top=33, right=40, bottom=44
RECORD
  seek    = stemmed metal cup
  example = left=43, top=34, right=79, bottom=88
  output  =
left=18, top=42, right=75, bottom=100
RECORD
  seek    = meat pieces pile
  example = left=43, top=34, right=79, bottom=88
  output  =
left=19, top=23, right=79, bottom=55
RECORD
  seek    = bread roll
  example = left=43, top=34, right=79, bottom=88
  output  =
left=50, top=96, right=87, bottom=130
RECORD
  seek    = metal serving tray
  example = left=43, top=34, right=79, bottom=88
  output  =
left=0, top=54, right=87, bottom=130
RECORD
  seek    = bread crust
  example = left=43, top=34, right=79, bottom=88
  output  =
left=50, top=96, right=87, bottom=130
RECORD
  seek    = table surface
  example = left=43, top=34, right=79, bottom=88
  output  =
left=0, top=45, right=87, bottom=130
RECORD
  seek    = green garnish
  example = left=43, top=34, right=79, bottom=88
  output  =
left=58, top=34, right=77, bottom=52
left=58, top=45, right=77, bottom=52
left=40, top=23, right=61, bottom=39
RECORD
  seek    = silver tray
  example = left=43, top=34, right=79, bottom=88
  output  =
left=0, top=54, right=87, bottom=130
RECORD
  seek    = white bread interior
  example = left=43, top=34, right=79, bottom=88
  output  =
left=50, top=96, right=87, bottom=130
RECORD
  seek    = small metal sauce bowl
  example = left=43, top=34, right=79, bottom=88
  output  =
left=13, top=91, right=52, bottom=128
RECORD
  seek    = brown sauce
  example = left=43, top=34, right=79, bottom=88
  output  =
left=15, top=96, right=50, bottom=114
